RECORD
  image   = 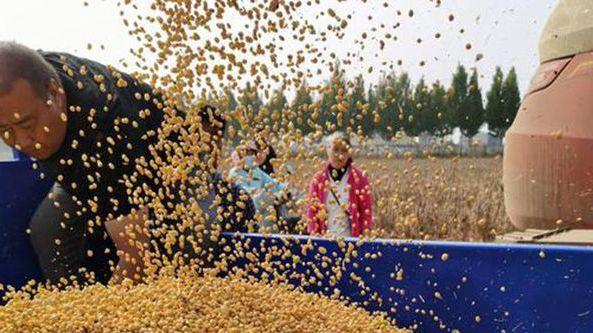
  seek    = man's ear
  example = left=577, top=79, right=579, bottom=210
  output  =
left=47, top=78, right=62, bottom=99
left=46, top=79, right=67, bottom=112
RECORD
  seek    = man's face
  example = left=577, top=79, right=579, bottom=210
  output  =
left=253, top=138, right=268, bottom=166
left=0, top=78, right=66, bottom=160
left=255, top=147, right=268, bottom=166
left=327, top=139, right=351, bottom=169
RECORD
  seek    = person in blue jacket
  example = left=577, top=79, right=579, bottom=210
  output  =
left=229, top=143, right=298, bottom=233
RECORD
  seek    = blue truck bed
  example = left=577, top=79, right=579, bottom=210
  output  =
left=221, top=232, right=593, bottom=332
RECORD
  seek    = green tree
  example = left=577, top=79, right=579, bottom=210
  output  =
left=365, top=85, right=378, bottom=137
left=220, top=87, right=238, bottom=112
left=349, top=74, right=368, bottom=136
left=217, top=88, right=242, bottom=143
left=379, top=72, right=410, bottom=138
left=406, top=77, right=431, bottom=136
left=236, top=82, right=264, bottom=136
left=238, top=82, right=263, bottom=114
left=373, top=76, right=389, bottom=137
left=267, top=89, right=288, bottom=112
left=458, top=68, right=484, bottom=138
left=447, top=64, right=469, bottom=135
left=485, top=67, right=506, bottom=138
left=319, top=61, right=347, bottom=133
left=266, top=89, right=288, bottom=132
left=500, top=67, right=521, bottom=136
left=429, top=81, right=448, bottom=136
left=292, top=81, right=314, bottom=135
left=292, top=82, right=313, bottom=108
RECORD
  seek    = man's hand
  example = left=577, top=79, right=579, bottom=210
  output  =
left=105, top=207, right=150, bottom=284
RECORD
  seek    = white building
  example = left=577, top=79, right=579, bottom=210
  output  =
left=472, top=132, right=504, bottom=154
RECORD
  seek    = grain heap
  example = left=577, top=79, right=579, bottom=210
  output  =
left=0, top=274, right=410, bottom=333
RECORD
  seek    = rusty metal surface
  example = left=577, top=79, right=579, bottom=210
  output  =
left=504, top=51, right=593, bottom=229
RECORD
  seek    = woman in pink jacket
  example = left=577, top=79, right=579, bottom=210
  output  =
left=307, top=132, right=374, bottom=238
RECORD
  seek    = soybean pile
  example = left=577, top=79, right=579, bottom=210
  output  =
left=0, top=274, right=409, bottom=333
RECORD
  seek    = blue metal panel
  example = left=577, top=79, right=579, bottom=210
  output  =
left=220, top=233, right=593, bottom=333
left=0, top=161, right=52, bottom=295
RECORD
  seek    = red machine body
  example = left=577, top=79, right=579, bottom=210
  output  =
left=503, top=0, right=593, bottom=230
left=504, top=52, right=593, bottom=229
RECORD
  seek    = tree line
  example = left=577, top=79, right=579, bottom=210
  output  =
left=218, top=62, right=522, bottom=141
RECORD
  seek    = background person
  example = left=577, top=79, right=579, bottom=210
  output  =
left=253, top=132, right=278, bottom=177
left=306, top=132, right=374, bottom=238
left=229, top=143, right=295, bottom=233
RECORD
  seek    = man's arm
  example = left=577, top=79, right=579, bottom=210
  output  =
left=105, top=207, right=150, bottom=284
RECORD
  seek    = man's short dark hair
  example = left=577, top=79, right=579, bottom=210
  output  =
left=0, top=41, right=59, bottom=98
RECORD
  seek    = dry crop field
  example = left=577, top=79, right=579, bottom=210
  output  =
left=281, top=156, right=514, bottom=242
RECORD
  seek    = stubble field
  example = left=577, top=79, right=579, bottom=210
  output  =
left=283, top=156, right=514, bottom=242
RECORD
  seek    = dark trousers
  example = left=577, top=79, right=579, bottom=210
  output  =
left=29, top=183, right=116, bottom=286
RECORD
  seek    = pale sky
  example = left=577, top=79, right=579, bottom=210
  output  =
left=0, top=0, right=558, bottom=95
